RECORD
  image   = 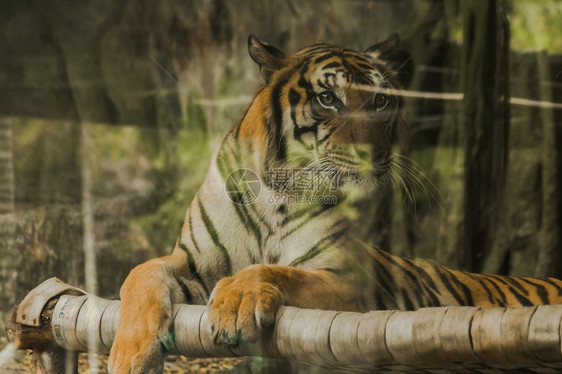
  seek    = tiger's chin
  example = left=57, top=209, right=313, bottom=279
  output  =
left=333, top=153, right=391, bottom=193
left=338, top=170, right=388, bottom=199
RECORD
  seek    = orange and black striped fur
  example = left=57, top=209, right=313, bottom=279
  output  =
left=108, top=35, right=562, bottom=373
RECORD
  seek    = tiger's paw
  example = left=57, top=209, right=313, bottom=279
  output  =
left=108, top=336, right=166, bottom=374
left=108, top=264, right=174, bottom=374
left=207, top=265, right=283, bottom=346
left=108, top=295, right=174, bottom=374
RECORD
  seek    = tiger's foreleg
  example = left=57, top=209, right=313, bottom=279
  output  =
left=108, top=248, right=190, bottom=374
left=207, top=264, right=363, bottom=345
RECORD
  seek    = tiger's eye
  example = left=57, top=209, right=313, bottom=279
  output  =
left=318, top=91, right=336, bottom=106
left=373, top=93, right=389, bottom=110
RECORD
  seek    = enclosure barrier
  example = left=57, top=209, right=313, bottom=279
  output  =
left=6, top=278, right=562, bottom=373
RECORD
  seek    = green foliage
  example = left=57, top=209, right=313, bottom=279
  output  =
left=510, top=0, right=562, bottom=53
left=185, top=91, right=210, bottom=134
left=13, top=119, right=81, bottom=205
left=134, top=127, right=214, bottom=256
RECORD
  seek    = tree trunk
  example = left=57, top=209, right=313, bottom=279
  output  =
left=535, top=51, right=559, bottom=277
left=0, top=117, right=16, bottom=333
left=81, top=121, right=97, bottom=296
left=460, top=0, right=509, bottom=272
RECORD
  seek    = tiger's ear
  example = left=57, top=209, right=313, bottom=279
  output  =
left=248, top=35, right=286, bottom=83
left=365, top=33, right=401, bottom=59
left=365, top=34, right=414, bottom=88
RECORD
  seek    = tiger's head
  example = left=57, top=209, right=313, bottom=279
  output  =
left=236, top=35, right=412, bottom=197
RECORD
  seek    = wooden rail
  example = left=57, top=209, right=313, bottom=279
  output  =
left=6, top=278, right=562, bottom=373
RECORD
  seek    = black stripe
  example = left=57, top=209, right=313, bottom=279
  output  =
left=482, top=275, right=508, bottom=305
left=413, top=282, right=427, bottom=309
left=218, top=140, right=253, bottom=230
left=373, top=257, right=398, bottom=306
left=268, top=83, right=287, bottom=162
left=390, top=258, right=418, bottom=285
left=219, top=141, right=263, bottom=251
left=179, top=242, right=197, bottom=275
left=420, top=283, right=441, bottom=307
left=401, top=260, right=442, bottom=307
left=294, top=123, right=319, bottom=141
left=353, top=74, right=375, bottom=85
left=404, top=259, right=440, bottom=295
left=197, top=196, right=232, bottom=275
left=267, top=251, right=280, bottom=264
left=355, top=61, right=374, bottom=71
left=487, top=274, right=510, bottom=286
left=467, top=273, right=495, bottom=305
left=174, top=274, right=193, bottom=304
left=216, top=139, right=233, bottom=179
left=314, top=53, right=337, bottom=64
left=443, top=269, right=474, bottom=306
left=373, top=258, right=394, bottom=286
left=233, top=121, right=242, bottom=140
left=401, top=288, right=415, bottom=311
left=373, top=251, right=402, bottom=293
left=296, top=44, right=332, bottom=55
left=541, top=277, right=562, bottom=296
left=248, top=201, right=274, bottom=234
left=376, top=251, right=421, bottom=287
left=317, top=79, right=332, bottom=90
left=177, top=241, right=209, bottom=296
left=228, top=133, right=244, bottom=167
left=188, top=209, right=200, bottom=253
left=288, top=238, right=331, bottom=267
left=435, top=266, right=466, bottom=306
left=281, top=203, right=336, bottom=238
left=322, top=61, right=343, bottom=70
left=483, top=277, right=531, bottom=306
left=317, top=125, right=337, bottom=145
left=288, top=226, right=347, bottom=267
left=217, top=146, right=251, bottom=227
left=505, top=276, right=529, bottom=296
left=234, top=204, right=262, bottom=257
left=518, top=278, right=549, bottom=304
left=289, top=88, right=317, bottom=142
left=507, top=286, right=533, bottom=306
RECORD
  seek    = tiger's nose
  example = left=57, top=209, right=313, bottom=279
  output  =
left=372, top=149, right=390, bottom=163
left=373, top=149, right=392, bottom=175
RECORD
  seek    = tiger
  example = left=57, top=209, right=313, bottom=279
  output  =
left=108, top=34, right=562, bottom=373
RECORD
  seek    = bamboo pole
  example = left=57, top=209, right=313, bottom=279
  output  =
left=7, top=278, right=562, bottom=372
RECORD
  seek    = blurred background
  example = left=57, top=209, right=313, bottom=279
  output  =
left=1, top=0, right=561, bottom=369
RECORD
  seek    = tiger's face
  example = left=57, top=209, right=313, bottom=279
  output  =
left=246, top=35, right=411, bottom=194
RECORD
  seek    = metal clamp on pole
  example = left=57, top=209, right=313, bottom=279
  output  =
left=7, top=278, right=87, bottom=374
left=15, top=277, right=86, bottom=327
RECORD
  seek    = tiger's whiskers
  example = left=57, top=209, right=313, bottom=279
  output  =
left=389, top=155, right=441, bottom=213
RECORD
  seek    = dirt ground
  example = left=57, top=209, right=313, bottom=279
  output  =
left=0, top=349, right=248, bottom=373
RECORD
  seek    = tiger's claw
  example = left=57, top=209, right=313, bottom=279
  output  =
left=207, top=265, right=283, bottom=346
